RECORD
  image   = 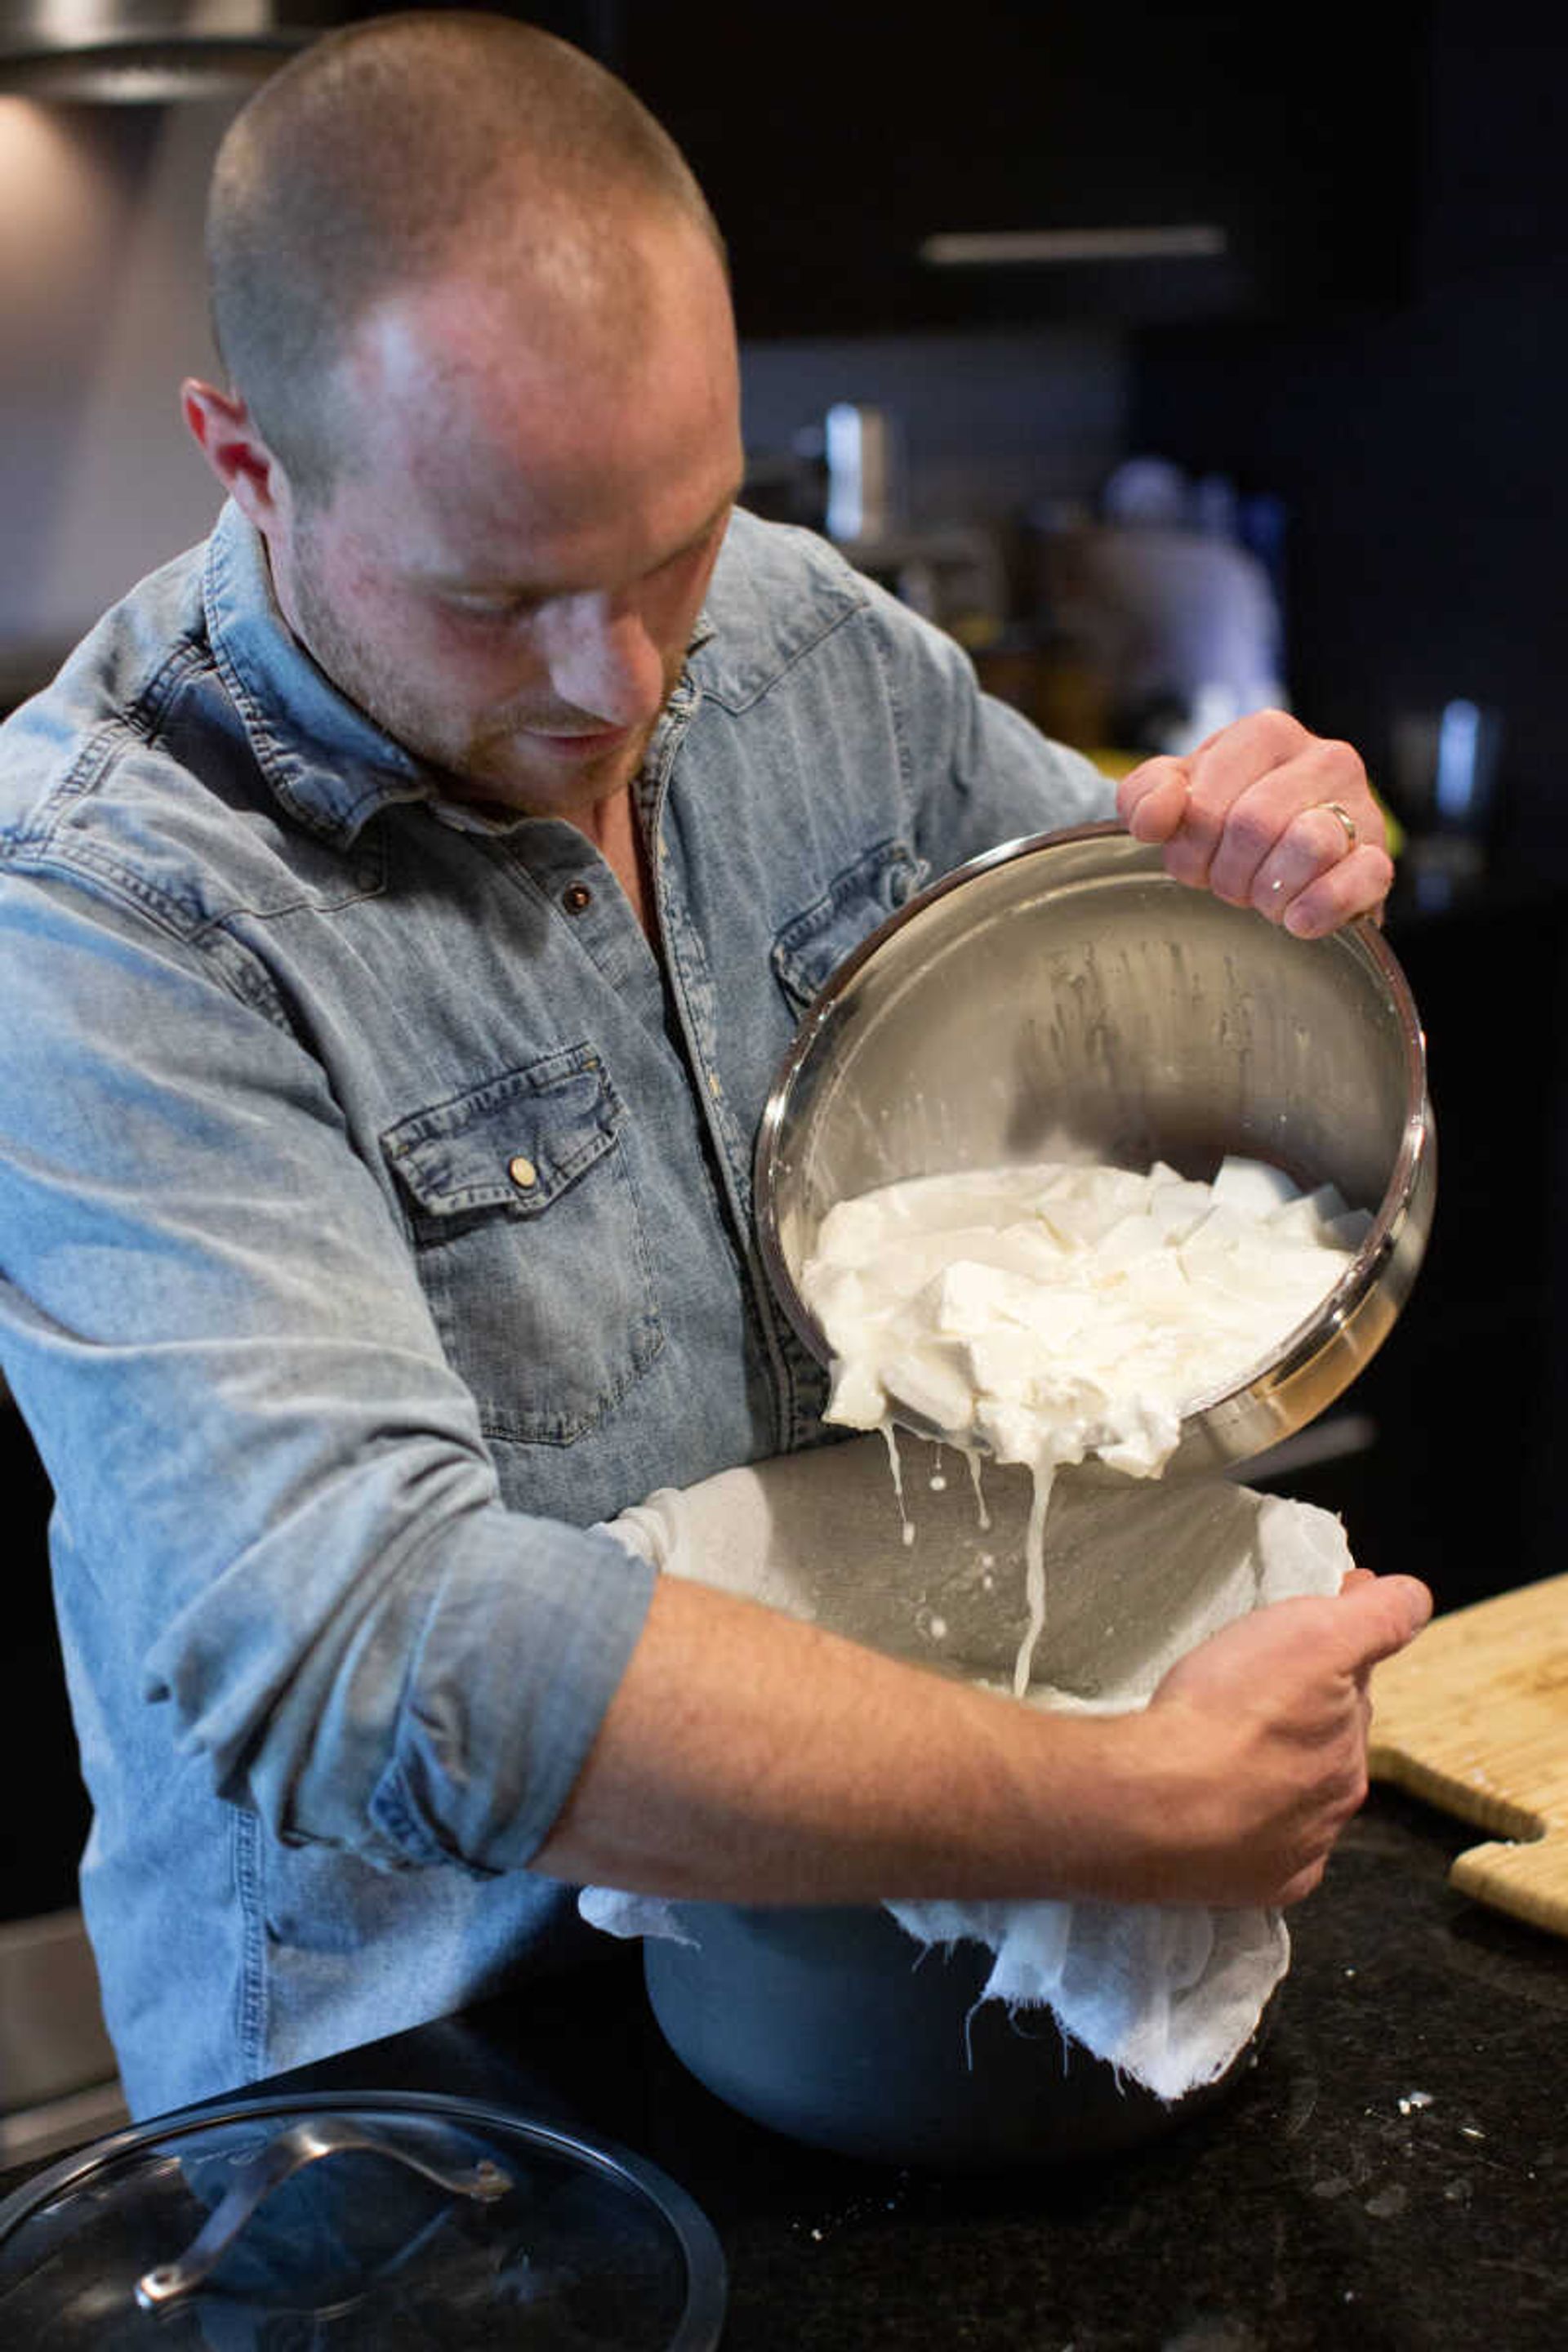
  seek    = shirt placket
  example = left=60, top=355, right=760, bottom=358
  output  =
left=532, top=829, right=662, bottom=1009
left=640, top=684, right=809, bottom=1454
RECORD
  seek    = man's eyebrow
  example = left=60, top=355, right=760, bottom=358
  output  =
left=611, top=478, right=745, bottom=580
left=427, top=483, right=743, bottom=599
left=662, top=480, right=744, bottom=564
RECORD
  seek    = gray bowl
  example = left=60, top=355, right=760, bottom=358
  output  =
left=755, top=823, right=1435, bottom=1473
left=644, top=1902, right=1268, bottom=2170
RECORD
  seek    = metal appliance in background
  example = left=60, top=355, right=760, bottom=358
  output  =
left=815, top=399, right=1010, bottom=639
left=1388, top=697, right=1505, bottom=903
left=822, top=400, right=898, bottom=544
left=0, top=1, right=326, bottom=99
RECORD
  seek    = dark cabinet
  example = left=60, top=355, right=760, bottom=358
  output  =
left=612, top=3, right=1428, bottom=336
left=1256, top=879, right=1568, bottom=1614
left=1, top=1406, right=84, bottom=1923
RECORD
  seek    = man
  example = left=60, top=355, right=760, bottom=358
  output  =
left=0, top=12, right=1425, bottom=2119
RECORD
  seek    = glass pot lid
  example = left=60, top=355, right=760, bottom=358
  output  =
left=0, top=2088, right=726, bottom=2349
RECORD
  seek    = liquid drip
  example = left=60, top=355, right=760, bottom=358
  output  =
left=881, top=1420, right=915, bottom=1548
left=965, top=1448, right=991, bottom=1530
left=1012, top=1459, right=1058, bottom=1696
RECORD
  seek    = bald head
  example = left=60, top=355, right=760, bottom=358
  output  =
left=207, top=10, right=725, bottom=503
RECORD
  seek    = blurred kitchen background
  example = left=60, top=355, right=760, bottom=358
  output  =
left=2, top=0, right=1566, bottom=2154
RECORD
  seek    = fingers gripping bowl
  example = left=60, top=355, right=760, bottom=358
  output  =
left=755, top=824, right=1435, bottom=1474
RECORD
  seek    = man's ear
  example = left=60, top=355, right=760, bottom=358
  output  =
left=181, top=379, right=287, bottom=532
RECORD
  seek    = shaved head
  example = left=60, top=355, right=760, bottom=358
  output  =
left=207, top=10, right=725, bottom=501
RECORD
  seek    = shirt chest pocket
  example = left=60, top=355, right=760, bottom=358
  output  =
left=771, top=837, right=926, bottom=1018
left=381, top=1048, right=663, bottom=1446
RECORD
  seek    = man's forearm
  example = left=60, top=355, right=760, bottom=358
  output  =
left=531, top=1574, right=1145, bottom=1903
left=532, top=1567, right=1432, bottom=1911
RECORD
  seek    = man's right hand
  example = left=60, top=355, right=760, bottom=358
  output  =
left=1122, top=1570, right=1432, bottom=1909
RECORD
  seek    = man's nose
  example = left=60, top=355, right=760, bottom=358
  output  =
left=541, top=597, right=668, bottom=728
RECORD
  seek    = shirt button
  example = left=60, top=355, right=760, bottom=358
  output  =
left=562, top=882, right=593, bottom=915
left=509, top=1155, right=538, bottom=1190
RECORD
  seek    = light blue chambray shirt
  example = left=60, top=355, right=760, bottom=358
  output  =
left=0, top=501, right=1112, bottom=2117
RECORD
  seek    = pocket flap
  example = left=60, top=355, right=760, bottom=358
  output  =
left=382, top=1049, right=620, bottom=1219
left=772, top=838, right=924, bottom=1013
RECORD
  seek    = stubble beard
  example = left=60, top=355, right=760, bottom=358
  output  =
left=283, top=554, right=670, bottom=817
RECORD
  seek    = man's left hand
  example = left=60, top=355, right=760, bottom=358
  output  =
left=1116, top=710, right=1393, bottom=939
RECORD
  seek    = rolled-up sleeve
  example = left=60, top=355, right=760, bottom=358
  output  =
left=0, top=867, right=656, bottom=1876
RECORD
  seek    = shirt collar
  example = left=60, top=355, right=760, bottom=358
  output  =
left=685, top=507, right=866, bottom=715
left=203, top=501, right=434, bottom=848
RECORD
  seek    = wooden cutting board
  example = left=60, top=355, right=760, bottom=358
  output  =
left=1368, top=1572, right=1568, bottom=1938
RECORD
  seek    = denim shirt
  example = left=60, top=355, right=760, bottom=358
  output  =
left=0, top=500, right=1112, bottom=2116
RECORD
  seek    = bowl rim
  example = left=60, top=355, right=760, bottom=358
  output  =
left=753, top=820, right=1433, bottom=1453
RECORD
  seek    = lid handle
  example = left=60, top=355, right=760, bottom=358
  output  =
left=134, top=2113, right=512, bottom=2310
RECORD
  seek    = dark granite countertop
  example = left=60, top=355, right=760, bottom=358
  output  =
left=7, top=1785, right=1562, bottom=2348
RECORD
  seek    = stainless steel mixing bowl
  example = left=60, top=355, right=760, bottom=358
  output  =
left=755, top=822, right=1435, bottom=1472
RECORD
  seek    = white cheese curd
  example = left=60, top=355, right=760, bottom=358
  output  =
left=799, top=1156, right=1370, bottom=1695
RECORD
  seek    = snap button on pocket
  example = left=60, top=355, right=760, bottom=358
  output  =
left=772, top=839, right=926, bottom=1014
left=508, top=1155, right=538, bottom=1190
left=562, top=882, right=593, bottom=915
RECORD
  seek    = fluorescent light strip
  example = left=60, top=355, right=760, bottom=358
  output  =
left=920, top=225, right=1228, bottom=267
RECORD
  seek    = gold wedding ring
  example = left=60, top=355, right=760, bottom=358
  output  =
left=1321, top=800, right=1359, bottom=850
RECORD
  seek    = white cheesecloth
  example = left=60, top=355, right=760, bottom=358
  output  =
left=580, top=1429, right=1351, bottom=2104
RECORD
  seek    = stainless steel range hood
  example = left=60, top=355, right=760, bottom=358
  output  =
left=0, top=2, right=350, bottom=101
